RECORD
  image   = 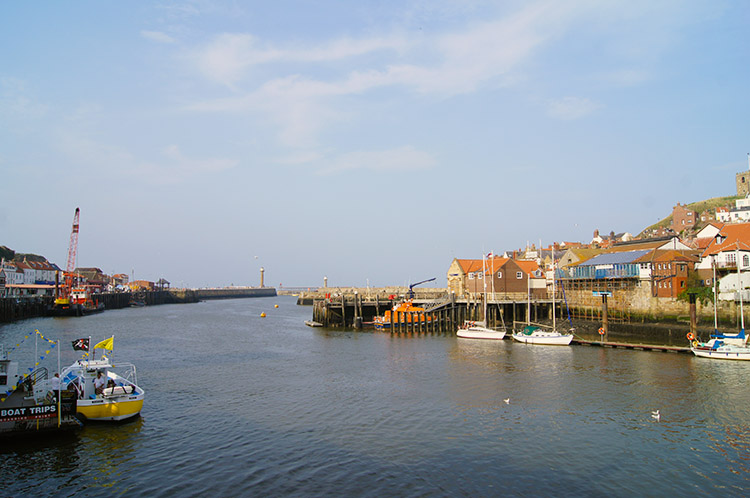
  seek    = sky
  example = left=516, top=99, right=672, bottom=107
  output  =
left=1, top=1, right=748, bottom=289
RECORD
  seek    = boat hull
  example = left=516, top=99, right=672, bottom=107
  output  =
left=511, top=332, right=573, bottom=345
left=0, top=390, right=81, bottom=437
left=77, top=396, right=144, bottom=422
left=457, top=327, right=506, bottom=340
left=691, top=347, right=750, bottom=360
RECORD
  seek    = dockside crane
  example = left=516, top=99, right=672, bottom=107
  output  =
left=55, top=207, right=80, bottom=306
left=407, top=277, right=436, bottom=299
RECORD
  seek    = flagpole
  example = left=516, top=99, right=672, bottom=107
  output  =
left=57, top=338, right=61, bottom=427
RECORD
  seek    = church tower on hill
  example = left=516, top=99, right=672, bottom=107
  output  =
left=736, top=153, right=750, bottom=196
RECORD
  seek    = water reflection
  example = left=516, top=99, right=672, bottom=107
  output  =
left=2, top=298, right=750, bottom=495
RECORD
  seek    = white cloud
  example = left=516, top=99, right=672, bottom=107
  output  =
left=141, top=30, right=176, bottom=44
left=316, top=146, right=437, bottom=175
left=56, top=131, right=237, bottom=185
left=547, top=96, right=601, bottom=120
left=0, top=77, right=47, bottom=124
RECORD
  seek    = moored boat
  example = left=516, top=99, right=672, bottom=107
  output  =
left=691, top=251, right=750, bottom=360
left=511, top=325, right=574, bottom=345
left=457, top=321, right=506, bottom=340
left=456, top=253, right=506, bottom=340
left=0, top=344, right=81, bottom=437
left=373, top=300, right=432, bottom=330
left=61, top=337, right=144, bottom=422
left=511, top=260, right=573, bottom=346
left=691, top=339, right=750, bottom=360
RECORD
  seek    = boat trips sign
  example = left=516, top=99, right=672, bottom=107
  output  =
left=0, top=404, right=58, bottom=422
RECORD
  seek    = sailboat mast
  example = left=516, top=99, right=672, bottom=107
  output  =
left=482, top=254, right=487, bottom=322
left=713, top=255, right=718, bottom=332
left=738, top=246, right=745, bottom=332
left=552, top=260, right=556, bottom=330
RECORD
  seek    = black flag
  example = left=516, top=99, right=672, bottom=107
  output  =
left=72, top=338, right=89, bottom=351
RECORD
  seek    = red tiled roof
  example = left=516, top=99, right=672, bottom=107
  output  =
left=702, top=223, right=750, bottom=256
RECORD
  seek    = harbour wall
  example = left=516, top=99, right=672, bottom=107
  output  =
left=0, top=287, right=276, bottom=324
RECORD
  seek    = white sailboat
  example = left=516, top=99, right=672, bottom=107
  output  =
left=457, top=254, right=506, bottom=340
left=512, top=260, right=573, bottom=345
left=691, top=251, right=750, bottom=360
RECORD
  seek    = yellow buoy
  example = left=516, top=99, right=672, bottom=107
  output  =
left=274, top=304, right=279, bottom=308
left=260, top=312, right=266, bottom=317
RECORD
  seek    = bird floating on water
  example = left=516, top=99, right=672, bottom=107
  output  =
left=652, top=410, right=660, bottom=420
left=503, top=398, right=510, bottom=404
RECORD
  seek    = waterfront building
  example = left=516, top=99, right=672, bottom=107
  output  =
left=447, top=257, right=546, bottom=300
left=696, top=222, right=750, bottom=292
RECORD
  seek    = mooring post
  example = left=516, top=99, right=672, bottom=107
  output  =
left=689, top=293, right=697, bottom=337
left=602, top=294, right=609, bottom=340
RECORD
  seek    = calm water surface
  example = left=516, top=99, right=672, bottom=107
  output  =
left=1, top=296, right=750, bottom=496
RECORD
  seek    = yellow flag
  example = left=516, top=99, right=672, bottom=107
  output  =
left=94, top=336, right=114, bottom=350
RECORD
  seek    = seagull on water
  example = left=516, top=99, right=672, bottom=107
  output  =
left=503, top=398, right=510, bottom=404
left=652, top=410, right=660, bottom=420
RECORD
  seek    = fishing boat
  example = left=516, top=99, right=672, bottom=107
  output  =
left=457, top=254, right=506, bottom=340
left=47, top=287, right=105, bottom=316
left=691, top=252, right=750, bottom=360
left=0, top=343, right=81, bottom=437
left=512, top=261, right=573, bottom=345
left=61, top=337, right=144, bottom=422
left=373, top=300, right=432, bottom=330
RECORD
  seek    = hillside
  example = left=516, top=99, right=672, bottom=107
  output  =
left=639, top=195, right=740, bottom=236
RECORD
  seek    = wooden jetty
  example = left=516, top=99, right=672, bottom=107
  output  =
left=309, top=293, right=556, bottom=333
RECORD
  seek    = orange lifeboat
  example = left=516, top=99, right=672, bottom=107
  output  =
left=373, top=300, right=432, bottom=330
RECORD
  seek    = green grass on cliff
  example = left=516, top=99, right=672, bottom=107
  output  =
left=639, top=195, right=740, bottom=236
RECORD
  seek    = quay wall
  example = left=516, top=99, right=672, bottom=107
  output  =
left=0, top=287, right=275, bottom=324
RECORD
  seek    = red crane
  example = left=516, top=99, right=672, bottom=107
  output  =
left=55, top=207, right=80, bottom=305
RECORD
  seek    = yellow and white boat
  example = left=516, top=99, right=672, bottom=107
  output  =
left=61, top=344, right=144, bottom=422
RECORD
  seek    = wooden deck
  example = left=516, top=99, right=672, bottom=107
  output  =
left=573, top=338, right=690, bottom=354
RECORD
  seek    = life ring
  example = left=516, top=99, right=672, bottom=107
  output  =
left=598, top=327, right=605, bottom=335
left=686, top=332, right=695, bottom=341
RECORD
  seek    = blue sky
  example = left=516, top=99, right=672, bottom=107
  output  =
left=1, top=1, right=748, bottom=288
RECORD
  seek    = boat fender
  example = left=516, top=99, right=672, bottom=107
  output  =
left=687, top=332, right=695, bottom=341
left=598, top=327, right=605, bottom=335
left=692, top=340, right=698, bottom=348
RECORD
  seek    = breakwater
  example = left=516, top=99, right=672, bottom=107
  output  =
left=0, top=287, right=276, bottom=323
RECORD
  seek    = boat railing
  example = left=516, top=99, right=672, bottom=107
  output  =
left=26, top=366, right=50, bottom=402
left=113, top=362, right=138, bottom=387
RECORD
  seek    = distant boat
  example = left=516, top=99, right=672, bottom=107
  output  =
left=305, top=320, right=322, bottom=327
left=47, top=287, right=104, bottom=317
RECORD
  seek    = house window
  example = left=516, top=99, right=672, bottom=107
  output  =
left=744, top=255, right=749, bottom=267
left=469, top=273, right=474, bottom=280
left=477, top=272, right=483, bottom=279
left=497, top=271, right=502, bottom=279
left=681, top=281, right=685, bottom=288
left=706, top=278, right=712, bottom=286
left=516, top=272, right=523, bottom=279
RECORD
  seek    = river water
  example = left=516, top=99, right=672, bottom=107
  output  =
left=1, top=296, right=749, bottom=497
